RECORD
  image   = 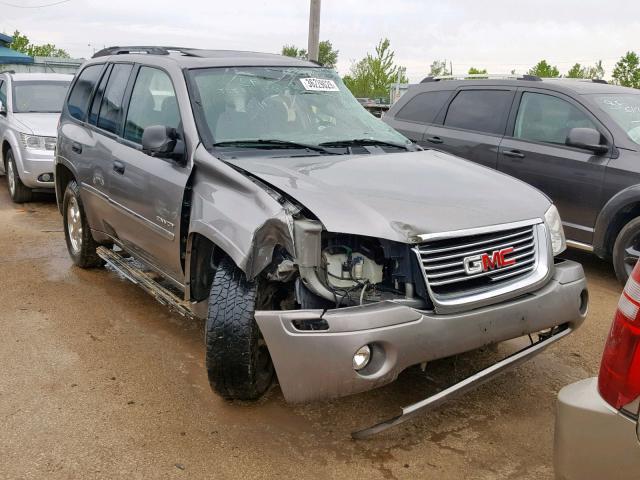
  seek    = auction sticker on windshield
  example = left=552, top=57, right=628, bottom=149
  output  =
left=300, top=78, right=340, bottom=92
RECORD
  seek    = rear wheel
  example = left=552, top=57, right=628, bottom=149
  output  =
left=205, top=257, right=274, bottom=400
left=613, top=217, right=640, bottom=285
left=63, top=179, right=103, bottom=268
left=5, top=149, right=32, bottom=203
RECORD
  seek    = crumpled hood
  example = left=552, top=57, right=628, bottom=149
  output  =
left=12, top=113, right=59, bottom=137
left=226, top=149, right=551, bottom=244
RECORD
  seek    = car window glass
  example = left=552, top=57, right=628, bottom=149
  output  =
left=514, top=92, right=597, bottom=145
left=444, top=89, right=512, bottom=135
left=124, top=67, right=181, bottom=144
left=67, top=64, right=103, bottom=121
left=88, top=64, right=112, bottom=125
left=0, top=80, right=6, bottom=107
left=395, top=90, right=451, bottom=124
left=588, top=94, right=640, bottom=145
left=97, top=63, right=133, bottom=134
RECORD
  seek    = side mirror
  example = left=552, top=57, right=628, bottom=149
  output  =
left=141, top=125, right=185, bottom=163
left=566, top=127, right=608, bottom=155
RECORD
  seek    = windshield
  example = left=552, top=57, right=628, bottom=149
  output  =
left=588, top=93, right=640, bottom=145
left=189, top=66, right=410, bottom=149
left=12, top=81, right=70, bottom=113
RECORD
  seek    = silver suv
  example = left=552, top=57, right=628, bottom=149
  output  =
left=0, top=72, right=73, bottom=202
left=55, top=47, right=588, bottom=437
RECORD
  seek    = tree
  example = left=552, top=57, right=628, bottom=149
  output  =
left=9, top=30, right=70, bottom=58
left=566, top=61, right=605, bottom=79
left=428, top=60, right=450, bottom=77
left=527, top=60, right=560, bottom=78
left=468, top=67, right=488, bottom=75
left=343, top=38, right=408, bottom=100
left=281, top=40, right=338, bottom=69
left=612, top=52, right=640, bottom=89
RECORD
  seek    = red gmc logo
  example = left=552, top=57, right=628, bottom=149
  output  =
left=463, top=247, right=516, bottom=275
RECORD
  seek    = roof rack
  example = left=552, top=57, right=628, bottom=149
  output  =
left=539, top=77, right=608, bottom=84
left=420, top=74, right=541, bottom=83
left=92, top=46, right=200, bottom=58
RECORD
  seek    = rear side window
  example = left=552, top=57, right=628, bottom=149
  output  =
left=67, top=64, right=103, bottom=121
left=96, top=63, right=133, bottom=134
left=88, top=64, right=112, bottom=125
left=514, top=92, right=597, bottom=145
left=444, top=90, right=513, bottom=135
left=395, top=90, right=451, bottom=124
left=0, top=80, right=6, bottom=107
left=124, top=67, right=181, bottom=144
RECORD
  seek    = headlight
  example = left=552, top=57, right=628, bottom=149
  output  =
left=20, top=133, right=56, bottom=151
left=544, top=205, right=566, bottom=256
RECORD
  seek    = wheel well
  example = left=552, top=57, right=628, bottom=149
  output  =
left=55, top=164, right=75, bottom=214
left=1, top=140, right=10, bottom=166
left=188, top=233, right=227, bottom=302
left=603, top=202, right=640, bottom=258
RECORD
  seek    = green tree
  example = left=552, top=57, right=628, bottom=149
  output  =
left=428, top=60, right=450, bottom=77
left=612, top=52, right=640, bottom=88
left=9, top=30, right=70, bottom=58
left=281, top=40, right=338, bottom=69
left=566, top=61, right=605, bottom=79
left=343, top=38, right=408, bottom=100
left=528, top=60, right=560, bottom=78
left=468, top=67, right=488, bottom=75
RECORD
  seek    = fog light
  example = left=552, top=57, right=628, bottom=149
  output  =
left=353, top=345, right=371, bottom=371
left=38, top=173, right=53, bottom=182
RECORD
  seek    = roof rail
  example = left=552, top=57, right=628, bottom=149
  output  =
left=92, top=46, right=198, bottom=58
left=420, top=73, right=541, bottom=83
left=539, top=77, right=609, bottom=84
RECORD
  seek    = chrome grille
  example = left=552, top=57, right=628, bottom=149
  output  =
left=416, top=223, right=540, bottom=301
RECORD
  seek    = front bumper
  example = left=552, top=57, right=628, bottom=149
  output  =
left=554, top=377, right=640, bottom=480
left=256, top=259, right=588, bottom=403
left=16, top=147, right=55, bottom=189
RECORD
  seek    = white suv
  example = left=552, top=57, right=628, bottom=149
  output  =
left=0, top=72, right=72, bottom=202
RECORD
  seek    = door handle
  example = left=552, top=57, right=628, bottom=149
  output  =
left=503, top=149, right=525, bottom=159
left=71, top=142, right=82, bottom=154
left=426, top=136, right=443, bottom=144
left=112, top=161, right=125, bottom=175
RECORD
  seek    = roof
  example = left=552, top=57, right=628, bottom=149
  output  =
left=410, top=77, right=638, bottom=96
left=8, top=72, right=74, bottom=82
left=90, top=46, right=320, bottom=69
left=0, top=32, right=13, bottom=45
left=0, top=45, right=33, bottom=65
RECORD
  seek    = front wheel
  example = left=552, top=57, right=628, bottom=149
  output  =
left=613, top=217, right=640, bottom=285
left=5, top=149, right=32, bottom=203
left=63, top=180, right=103, bottom=268
left=205, top=257, right=274, bottom=400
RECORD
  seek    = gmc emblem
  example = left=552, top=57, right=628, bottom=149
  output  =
left=463, top=247, right=516, bottom=275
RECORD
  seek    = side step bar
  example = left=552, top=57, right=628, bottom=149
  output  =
left=96, top=246, right=195, bottom=320
left=351, top=326, right=572, bottom=439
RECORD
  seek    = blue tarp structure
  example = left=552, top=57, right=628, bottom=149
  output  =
left=0, top=33, right=34, bottom=65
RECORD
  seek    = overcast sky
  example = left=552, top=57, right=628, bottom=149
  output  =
left=2, top=0, right=639, bottom=82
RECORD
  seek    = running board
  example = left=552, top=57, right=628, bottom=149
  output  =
left=351, top=326, right=572, bottom=439
left=96, top=246, right=195, bottom=320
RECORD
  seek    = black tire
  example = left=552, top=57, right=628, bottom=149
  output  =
left=205, top=257, right=274, bottom=400
left=62, top=179, right=103, bottom=268
left=5, top=149, right=32, bottom=203
left=613, top=216, right=640, bottom=285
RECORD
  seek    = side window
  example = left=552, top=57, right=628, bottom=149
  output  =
left=444, top=89, right=513, bottom=135
left=514, top=92, right=598, bottom=145
left=124, top=67, right=181, bottom=144
left=96, top=63, right=133, bottom=134
left=67, top=64, right=103, bottom=121
left=88, top=64, right=112, bottom=126
left=395, top=90, right=451, bottom=124
left=0, top=80, right=6, bottom=107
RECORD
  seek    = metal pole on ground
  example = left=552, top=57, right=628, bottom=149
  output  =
left=308, top=0, right=321, bottom=62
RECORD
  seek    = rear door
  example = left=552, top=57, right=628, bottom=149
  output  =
left=384, top=89, right=453, bottom=146
left=107, top=65, right=189, bottom=282
left=426, top=87, right=515, bottom=169
left=497, top=89, right=611, bottom=244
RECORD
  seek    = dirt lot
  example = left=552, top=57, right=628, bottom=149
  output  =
left=0, top=178, right=623, bottom=480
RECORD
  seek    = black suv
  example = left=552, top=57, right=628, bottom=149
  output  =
left=384, top=76, right=640, bottom=283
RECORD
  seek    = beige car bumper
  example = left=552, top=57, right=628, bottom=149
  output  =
left=554, top=377, right=640, bottom=480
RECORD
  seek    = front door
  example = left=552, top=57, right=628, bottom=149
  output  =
left=498, top=90, right=611, bottom=244
left=107, top=65, right=188, bottom=282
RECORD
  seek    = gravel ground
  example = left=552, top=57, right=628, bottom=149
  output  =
left=0, top=178, right=622, bottom=480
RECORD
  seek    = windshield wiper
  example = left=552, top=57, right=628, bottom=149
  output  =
left=212, top=139, right=341, bottom=155
left=319, top=138, right=410, bottom=150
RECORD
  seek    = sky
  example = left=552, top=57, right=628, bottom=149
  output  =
left=1, top=0, right=639, bottom=82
